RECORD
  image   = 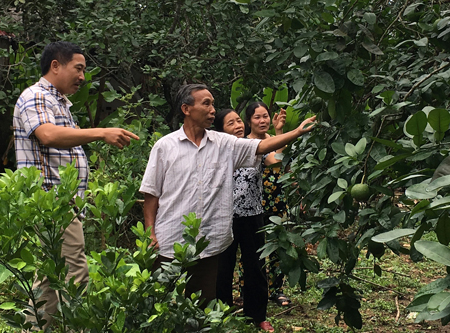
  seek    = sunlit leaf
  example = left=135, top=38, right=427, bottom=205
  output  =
left=415, top=240, right=450, bottom=266
left=371, top=229, right=416, bottom=243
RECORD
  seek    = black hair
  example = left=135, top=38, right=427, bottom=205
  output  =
left=174, top=84, right=209, bottom=119
left=213, top=108, right=238, bottom=132
left=244, top=101, right=270, bottom=136
left=40, top=41, right=84, bottom=76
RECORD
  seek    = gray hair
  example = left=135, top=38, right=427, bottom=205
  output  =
left=175, top=84, right=209, bottom=119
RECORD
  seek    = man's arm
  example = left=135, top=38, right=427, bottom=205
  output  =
left=144, top=193, right=159, bottom=248
left=256, top=115, right=316, bottom=155
left=34, top=123, right=139, bottom=149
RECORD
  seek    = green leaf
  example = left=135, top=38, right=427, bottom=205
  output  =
left=253, top=9, right=276, bottom=17
left=427, top=175, right=450, bottom=191
left=405, top=111, right=427, bottom=136
left=436, top=214, right=450, bottom=246
left=20, top=248, right=34, bottom=265
left=371, top=229, right=416, bottom=243
left=407, top=294, right=432, bottom=311
left=362, top=42, right=384, bottom=55
left=337, top=178, right=348, bottom=189
left=363, top=12, right=377, bottom=24
left=293, top=44, right=308, bottom=58
left=328, top=191, right=345, bottom=203
left=415, top=240, right=450, bottom=266
left=318, top=148, right=327, bottom=161
left=414, top=37, right=428, bottom=47
left=317, top=239, right=327, bottom=259
left=102, top=91, right=122, bottom=103
left=345, top=143, right=357, bottom=157
left=0, top=302, right=16, bottom=310
left=288, top=266, right=301, bottom=287
left=230, top=78, right=245, bottom=109
left=331, top=142, right=346, bottom=155
left=378, top=90, right=396, bottom=105
left=0, top=265, right=13, bottom=284
left=314, top=71, right=335, bottom=94
left=347, top=69, right=365, bottom=86
left=428, top=292, right=450, bottom=311
left=302, top=257, right=319, bottom=273
left=333, top=210, right=346, bottom=223
left=406, top=182, right=438, bottom=200
left=374, top=153, right=412, bottom=171
left=354, top=137, right=367, bottom=155
left=343, top=308, right=362, bottom=329
left=316, top=52, right=339, bottom=62
left=428, top=108, right=450, bottom=141
left=410, top=199, right=430, bottom=217
left=260, top=242, right=278, bottom=258
left=317, top=294, right=337, bottom=310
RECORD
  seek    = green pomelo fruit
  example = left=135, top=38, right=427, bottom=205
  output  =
left=351, top=183, right=370, bottom=202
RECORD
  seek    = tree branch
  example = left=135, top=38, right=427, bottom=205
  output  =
left=403, top=62, right=450, bottom=101
left=377, top=0, right=410, bottom=47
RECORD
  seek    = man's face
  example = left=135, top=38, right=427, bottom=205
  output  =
left=184, top=89, right=216, bottom=128
left=54, top=53, right=86, bottom=95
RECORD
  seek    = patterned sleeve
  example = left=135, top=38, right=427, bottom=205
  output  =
left=18, top=90, right=57, bottom=137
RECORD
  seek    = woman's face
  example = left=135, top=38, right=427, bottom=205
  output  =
left=223, top=111, right=245, bottom=138
left=249, top=106, right=270, bottom=136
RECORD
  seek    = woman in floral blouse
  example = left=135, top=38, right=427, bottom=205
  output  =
left=243, top=102, right=291, bottom=307
left=214, top=107, right=282, bottom=332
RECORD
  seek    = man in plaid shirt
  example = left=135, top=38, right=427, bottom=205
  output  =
left=13, top=41, right=139, bottom=330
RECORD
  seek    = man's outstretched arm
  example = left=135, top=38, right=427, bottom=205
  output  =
left=256, top=115, right=316, bottom=155
left=34, top=123, right=140, bottom=149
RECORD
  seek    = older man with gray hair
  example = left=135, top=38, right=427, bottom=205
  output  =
left=140, top=84, right=316, bottom=311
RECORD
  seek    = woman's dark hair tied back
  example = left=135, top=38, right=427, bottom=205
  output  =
left=213, top=108, right=237, bottom=132
left=244, top=101, right=270, bottom=136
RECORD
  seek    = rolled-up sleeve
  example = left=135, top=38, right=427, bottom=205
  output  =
left=232, top=137, right=262, bottom=170
left=139, top=142, right=165, bottom=197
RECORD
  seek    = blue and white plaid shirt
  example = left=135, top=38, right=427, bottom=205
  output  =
left=13, top=77, right=88, bottom=198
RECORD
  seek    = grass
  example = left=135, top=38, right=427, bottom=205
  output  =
left=263, top=244, right=447, bottom=333
left=1, top=237, right=447, bottom=332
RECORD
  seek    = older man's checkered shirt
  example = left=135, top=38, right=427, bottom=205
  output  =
left=13, top=77, right=88, bottom=198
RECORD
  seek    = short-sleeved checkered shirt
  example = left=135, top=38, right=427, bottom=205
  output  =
left=13, top=77, right=89, bottom=198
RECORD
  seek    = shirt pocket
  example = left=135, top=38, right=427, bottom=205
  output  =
left=204, top=163, right=227, bottom=188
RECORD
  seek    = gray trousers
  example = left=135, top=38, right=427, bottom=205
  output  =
left=26, top=217, right=89, bottom=330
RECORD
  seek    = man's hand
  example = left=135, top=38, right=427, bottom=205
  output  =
left=149, top=232, right=159, bottom=249
left=34, top=123, right=140, bottom=149
left=273, top=108, right=287, bottom=134
left=102, top=128, right=140, bottom=149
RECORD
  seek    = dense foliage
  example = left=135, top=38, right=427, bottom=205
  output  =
left=2, top=0, right=450, bottom=330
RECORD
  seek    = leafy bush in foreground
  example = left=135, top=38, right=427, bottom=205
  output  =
left=0, top=166, right=248, bottom=332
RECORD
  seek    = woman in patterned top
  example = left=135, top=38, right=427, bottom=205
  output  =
left=214, top=107, right=282, bottom=332
left=244, top=102, right=291, bottom=307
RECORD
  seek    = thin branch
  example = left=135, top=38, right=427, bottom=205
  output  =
left=377, top=0, right=410, bottom=47
left=349, top=274, right=404, bottom=296
left=273, top=304, right=302, bottom=317
left=353, top=266, right=410, bottom=277
left=395, top=296, right=400, bottom=322
left=362, top=116, right=386, bottom=184
left=403, top=62, right=450, bottom=101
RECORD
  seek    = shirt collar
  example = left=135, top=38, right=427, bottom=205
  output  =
left=178, top=126, right=215, bottom=147
left=38, top=77, right=73, bottom=106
